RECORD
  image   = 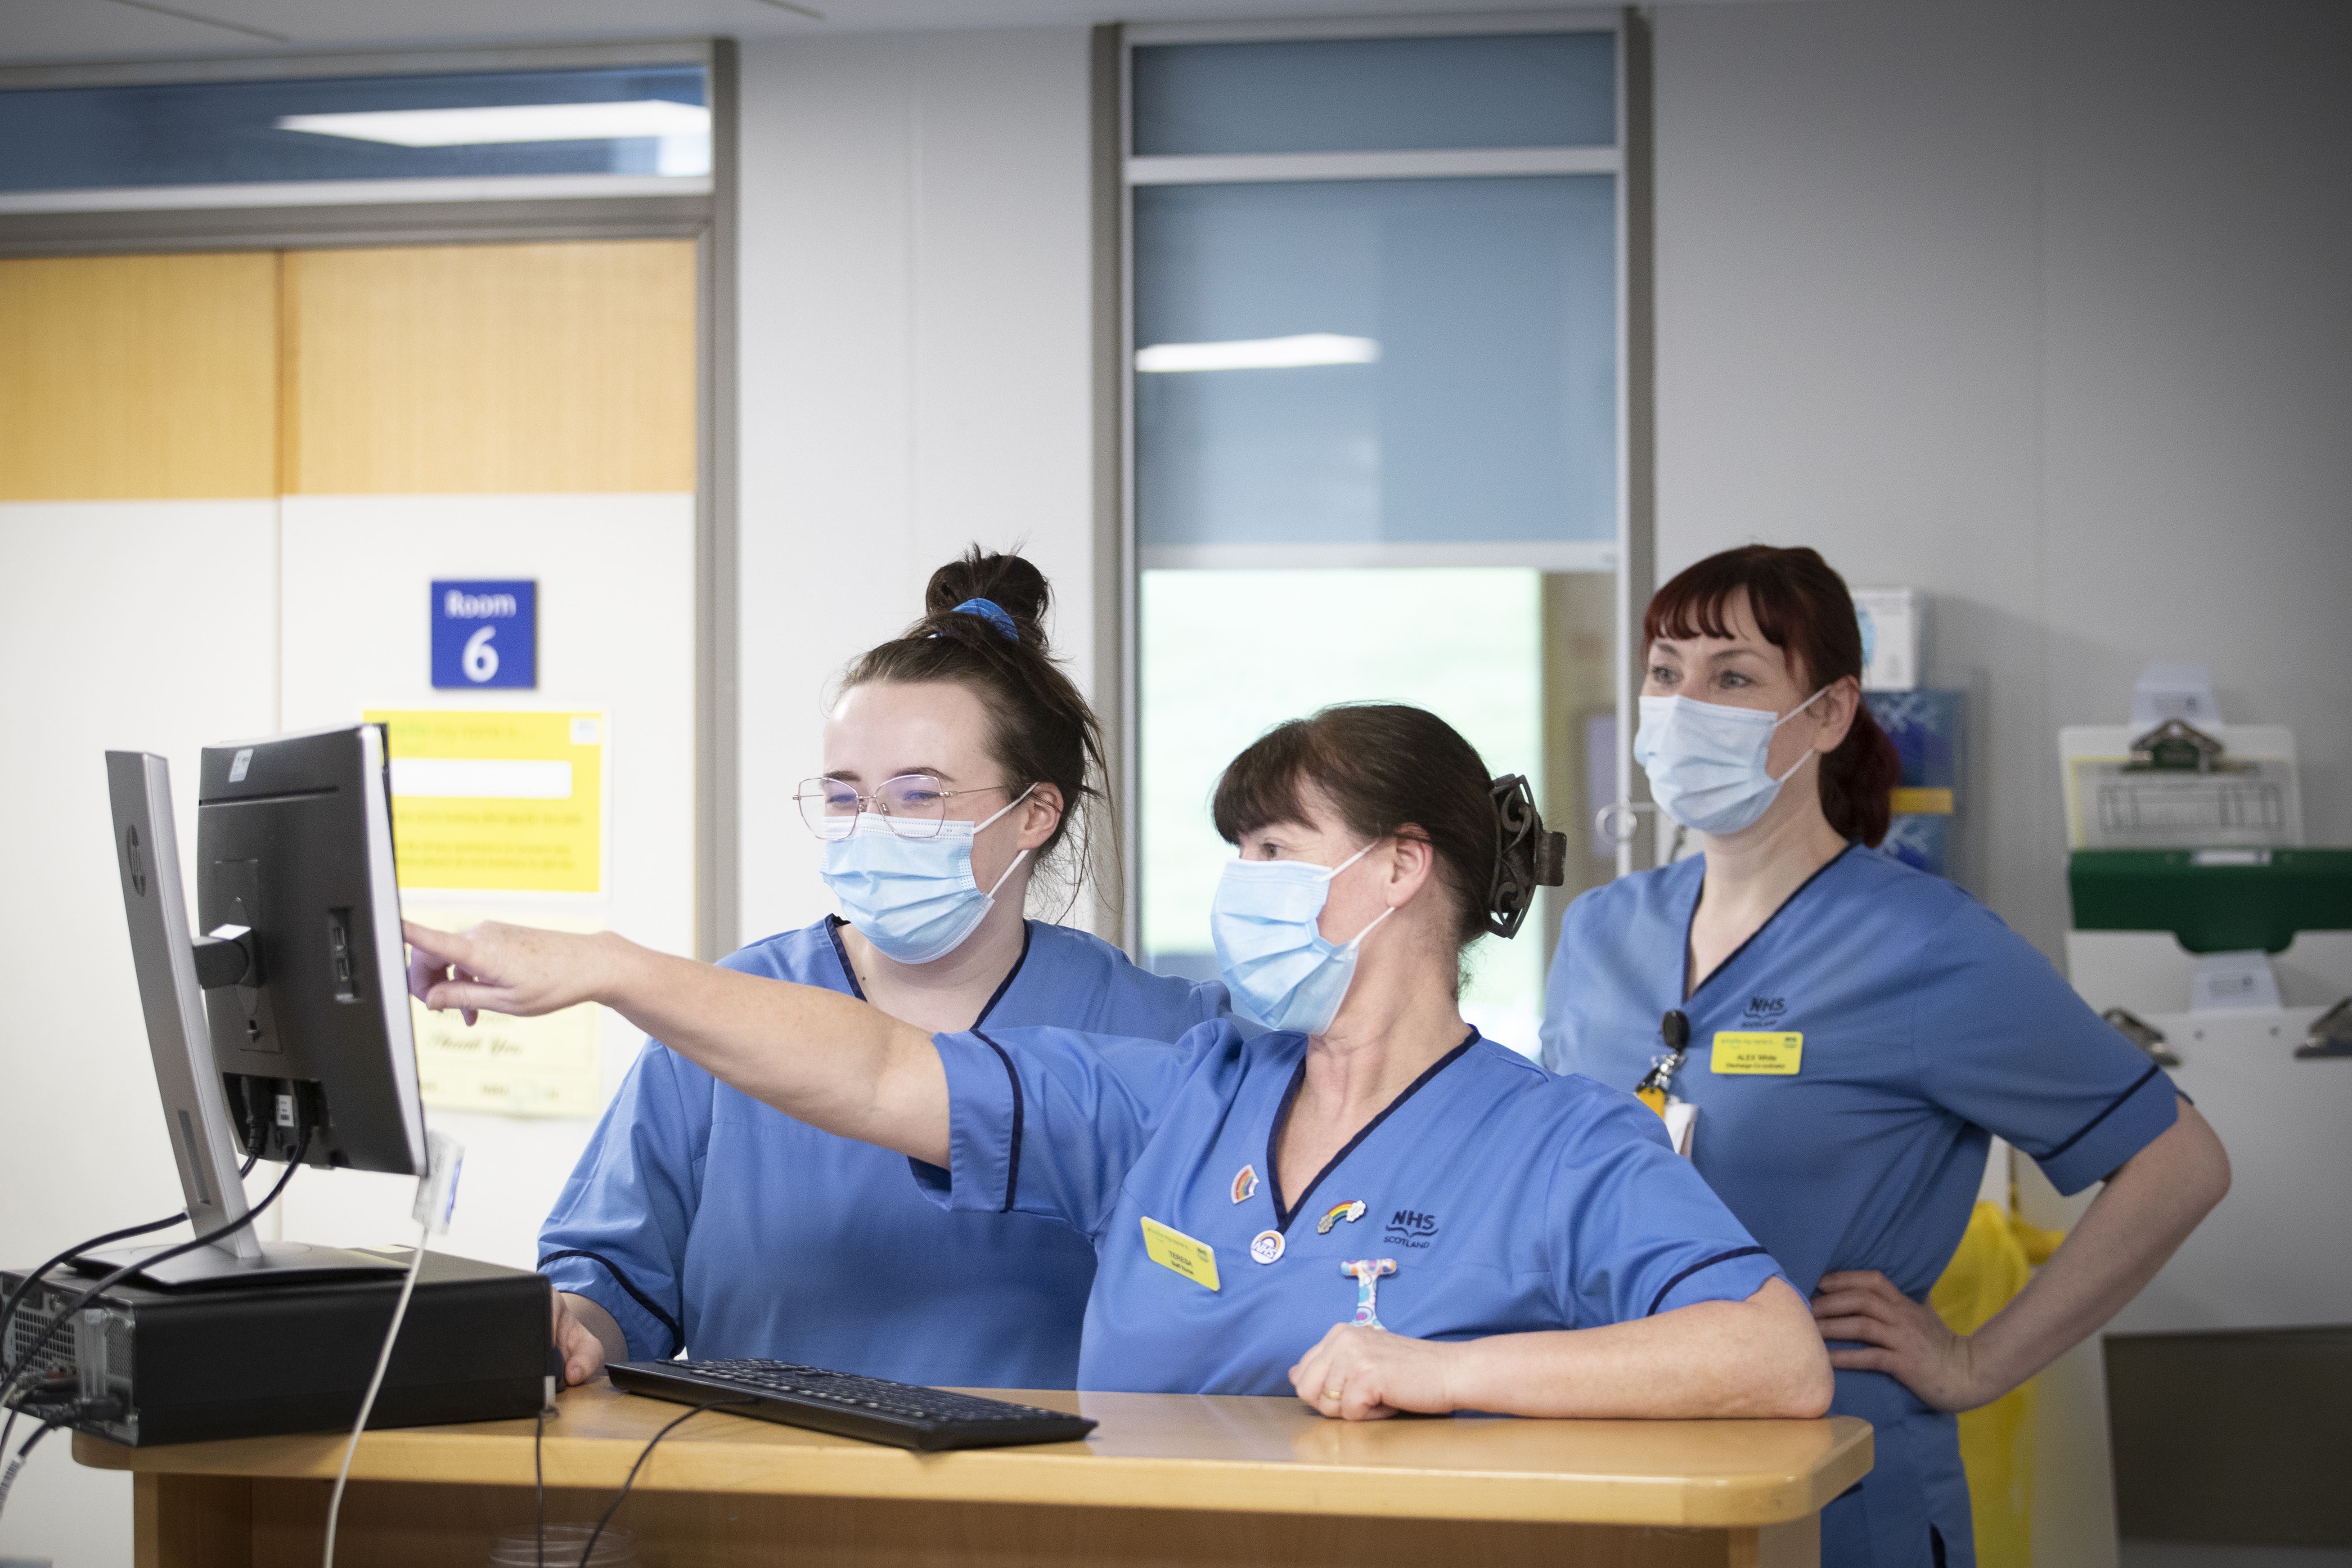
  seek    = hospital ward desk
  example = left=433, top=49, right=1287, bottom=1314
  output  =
left=78, top=1379, right=1871, bottom=1568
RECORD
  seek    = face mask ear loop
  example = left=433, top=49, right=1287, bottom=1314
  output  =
left=974, top=783, right=1041, bottom=901
left=984, top=848, right=1030, bottom=900
left=1767, top=687, right=1833, bottom=786
left=1342, top=903, right=1397, bottom=951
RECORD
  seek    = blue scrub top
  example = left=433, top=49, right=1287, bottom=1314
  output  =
left=916, top=1022, right=1787, bottom=1397
left=539, top=918, right=1232, bottom=1388
left=1540, top=845, right=2179, bottom=1568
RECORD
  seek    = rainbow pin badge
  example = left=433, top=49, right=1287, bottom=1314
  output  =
left=1315, top=1200, right=1367, bottom=1236
left=1231, top=1164, right=1259, bottom=1204
left=1340, top=1259, right=1396, bottom=1329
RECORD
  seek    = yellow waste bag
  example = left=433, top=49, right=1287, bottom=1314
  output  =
left=1928, top=1201, right=2049, bottom=1568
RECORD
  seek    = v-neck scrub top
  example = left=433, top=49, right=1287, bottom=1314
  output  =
left=1539, top=846, right=2180, bottom=1568
left=913, top=1024, right=1787, bottom=1397
left=538, top=918, right=1232, bottom=1388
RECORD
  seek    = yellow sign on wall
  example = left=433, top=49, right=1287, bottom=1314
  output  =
left=366, top=709, right=604, bottom=893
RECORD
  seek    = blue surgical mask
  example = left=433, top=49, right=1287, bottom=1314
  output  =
left=1210, top=843, right=1395, bottom=1036
left=820, top=786, right=1034, bottom=965
left=1633, top=688, right=1827, bottom=836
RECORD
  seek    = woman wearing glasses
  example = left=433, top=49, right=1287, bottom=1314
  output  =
left=535, top=549, right=1235, bottom=1389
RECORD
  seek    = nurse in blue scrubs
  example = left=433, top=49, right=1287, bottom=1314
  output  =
left=535, top=549, right=1232, bottom=1390
left=1539, top=545, right=2231, bottom=1567
left=412, top=703, right=1836, bottom=1422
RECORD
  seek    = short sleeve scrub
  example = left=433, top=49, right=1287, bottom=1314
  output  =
left=1540, top=846, right=2180, bottom=1568
left=915, top=1022, right=1787, bottom=1397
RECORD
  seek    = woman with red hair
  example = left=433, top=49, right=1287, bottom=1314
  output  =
left=1540, top=544, right=2230, bottom=1568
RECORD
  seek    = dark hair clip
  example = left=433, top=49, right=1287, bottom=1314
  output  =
left=1486, top=773, right=1566, bottom=939
left=938, top=597, right=1019, bottom=641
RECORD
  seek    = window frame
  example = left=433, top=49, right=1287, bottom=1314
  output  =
left=1115, top=10, right=1653, bottom=955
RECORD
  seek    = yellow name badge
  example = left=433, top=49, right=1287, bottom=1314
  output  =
left=1140, top=1217, right=1222, bottom=1292
left=1712, top=1032, right=1803, bottom=1075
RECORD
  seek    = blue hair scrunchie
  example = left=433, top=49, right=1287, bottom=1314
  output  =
left=944, top=598, right=1020, bottom=641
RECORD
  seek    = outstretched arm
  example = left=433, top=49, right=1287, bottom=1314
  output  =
left=406, top=921, right=949, bottom=1166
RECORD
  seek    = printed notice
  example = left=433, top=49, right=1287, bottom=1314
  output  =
left=406, top=910, right=603, bottom=1117
left=367, top=709, right=604, bottom=893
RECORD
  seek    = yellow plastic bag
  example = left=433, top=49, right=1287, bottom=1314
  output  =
left=1927, top=1201, right=2054, bottom=1567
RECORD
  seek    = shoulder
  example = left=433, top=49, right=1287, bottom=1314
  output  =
left=715, top=917, right=852, bottom=987
left=1021, top=921, right=1236, bottom=1031
left=1563, top=857, right=1703, bottom=937
left=1827, top=849, right=2037, bottom=963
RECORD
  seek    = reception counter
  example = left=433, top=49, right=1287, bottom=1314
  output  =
left=78, top=1380, right=1871, bottom=1568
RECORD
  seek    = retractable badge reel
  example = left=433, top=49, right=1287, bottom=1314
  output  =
left=1635, top=1011, right=1699, bottom=1158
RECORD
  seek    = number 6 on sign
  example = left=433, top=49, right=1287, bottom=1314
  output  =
left=461, top=625, right=499, bottom=683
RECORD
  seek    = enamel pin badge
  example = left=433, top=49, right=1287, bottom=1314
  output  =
left=1231, top=1165, right=1259, bottom=1204
left=1341, top=1259, right=1396, bottom=1329
left=1250, top=1229, right=1286, bottom=1265
left=1315, top=1200, right=1366, bottom=1236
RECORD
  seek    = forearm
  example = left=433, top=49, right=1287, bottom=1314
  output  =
left=564, top=1293, right=629, bottom=1366
left=591, top=934, right=951, bottom=1164
left=1444, top=1280, right=1832, bottom=1419
left=1969, top=1098, right=2229, bottom=1396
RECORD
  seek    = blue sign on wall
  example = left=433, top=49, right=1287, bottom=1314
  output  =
left=431, top=580, right=537, bottom=689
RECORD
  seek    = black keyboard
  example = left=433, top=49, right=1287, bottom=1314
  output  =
left=606, top=1358, right=1097, bottom=1451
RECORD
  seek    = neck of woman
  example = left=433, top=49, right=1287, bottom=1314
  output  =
left=1691, top=790, right=1850, bottom=971
left=1303, top=939, right=1470, bottom=1127
left=837, top=873, right=1031, bottom=1032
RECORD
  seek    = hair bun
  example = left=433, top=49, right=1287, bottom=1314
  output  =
left=926, top=547, right=1050, bottom=642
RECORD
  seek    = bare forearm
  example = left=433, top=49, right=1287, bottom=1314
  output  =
left=1968, top=1098, right=2229, bottom=1396
left=1444, top=1280, right=1832, bottom=1419
left=591, top=934, right=951, bottom=1164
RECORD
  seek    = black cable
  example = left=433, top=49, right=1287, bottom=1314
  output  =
left=0, top=1134, right=308, bottom=1464
left=0, top=1409, right=69, bottom=1523
left=535, top=1407, right=547, bottom=1568
left=577, top=1398, right=751, bottom=1568
left=0, top=1150, right=260, bottom=1372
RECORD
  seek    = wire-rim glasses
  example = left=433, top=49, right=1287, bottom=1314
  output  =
left=795, top=774, right=1010, bottom=841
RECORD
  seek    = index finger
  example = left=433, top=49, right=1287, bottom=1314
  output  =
left=1814, top=1270, right=1900, bottom=1297
left=404, top=920, right=472, bottom=964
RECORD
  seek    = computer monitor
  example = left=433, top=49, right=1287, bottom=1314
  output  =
left=95, top=723, right=424, bottom=1288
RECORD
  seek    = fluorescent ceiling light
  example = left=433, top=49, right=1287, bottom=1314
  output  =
left=276, top=100, right=709, bottom=148
left=1135, top=334, right=1381, bottom=373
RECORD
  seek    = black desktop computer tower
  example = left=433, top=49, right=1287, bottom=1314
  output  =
left=2, top=1249, right=549, bottom=1447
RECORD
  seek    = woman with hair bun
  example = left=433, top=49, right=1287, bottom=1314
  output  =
left=1540, top=544, right=2230, bottom=1568
left=413, top=701, right=1834, bottom=1420
left=535, top=548, right=1236, bottom=1392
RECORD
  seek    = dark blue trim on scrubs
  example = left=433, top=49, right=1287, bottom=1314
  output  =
left=971, top=1029, right=1026, bottom=1212
left=1264, top=1030, right=1478, bottom=1231
left=1646, top=1244, right=1771, bottom=1316
left=1680, top=841, right=1857, bottom=1005
left=539, top=1247, right=685, bottom=1357
left=2040, top=1061, right=2162, bottom=1164
left=826, top=916, right=1037, bottom=1024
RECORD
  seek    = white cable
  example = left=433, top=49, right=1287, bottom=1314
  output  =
left=321, top=1224, right=429, bottom=1568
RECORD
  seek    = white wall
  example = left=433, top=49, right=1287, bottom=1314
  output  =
left=1650, top=0, right=2352, bottom=961
left=733, top=26, right=1106, bottom=948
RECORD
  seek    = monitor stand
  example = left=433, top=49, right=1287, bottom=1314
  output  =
left=73, top=1238, right=407, bottom=1291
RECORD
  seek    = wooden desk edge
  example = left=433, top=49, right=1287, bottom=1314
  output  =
left=77, top=1414, right=1871, bottom=1529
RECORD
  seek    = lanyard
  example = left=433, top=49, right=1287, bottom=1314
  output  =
left=1635, top=1009, right=1691, bottom=1114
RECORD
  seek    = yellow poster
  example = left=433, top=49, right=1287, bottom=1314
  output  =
left=405, top=910, right=603, bottom=1118
left=367, top=709, right=603, bottom=893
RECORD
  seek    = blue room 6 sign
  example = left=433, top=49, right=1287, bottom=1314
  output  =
left=432, top=580, right=537, bottom=689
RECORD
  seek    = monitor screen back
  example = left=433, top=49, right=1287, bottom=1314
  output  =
left=197, top=724, right=425, bottom=1176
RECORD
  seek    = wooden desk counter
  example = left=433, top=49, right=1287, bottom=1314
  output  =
left=78, top=1383, right=1871, bottom=1568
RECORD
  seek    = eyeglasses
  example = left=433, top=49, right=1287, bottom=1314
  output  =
left=794, top=774, right=1012, bottom=841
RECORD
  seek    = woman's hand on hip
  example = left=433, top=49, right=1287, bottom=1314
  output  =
left=1811, top=1269, right=1986, bottom=1411
left=1289, top=1325, right=1457, bottom=1422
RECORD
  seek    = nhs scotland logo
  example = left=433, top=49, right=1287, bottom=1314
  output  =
left=431, top=580, right=537, bottom=689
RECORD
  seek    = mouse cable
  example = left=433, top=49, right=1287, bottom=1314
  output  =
left=577, top=1397, right=755, bottom=1568
left=319, top=1220, right=429, bottom=1568
left=0, top=1388, right=124, bottom=1525
left=0, top=1151, right=261, bottom=1369
left=0, top=1133, right=308, bottom=1464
